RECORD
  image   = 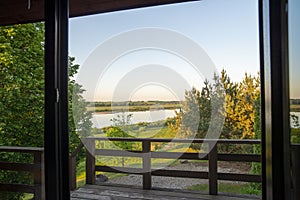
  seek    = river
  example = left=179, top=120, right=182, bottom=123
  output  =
left=92, top=109, right=178, bottom=128
left=290, top=112, right=300, bottom=128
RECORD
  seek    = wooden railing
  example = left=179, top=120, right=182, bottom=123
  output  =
left=0, top=146, right=44, bottom=200
left=1, top=140, right=296, bottom=198
left=71, top=138, right=262, bottom=195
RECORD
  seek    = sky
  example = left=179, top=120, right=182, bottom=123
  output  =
left=289, top=0, right=300, bottom=99
left=68, top=0, right=299, bottom=101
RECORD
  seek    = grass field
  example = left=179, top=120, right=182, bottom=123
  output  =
left=187, top=182, right=261, bottom=195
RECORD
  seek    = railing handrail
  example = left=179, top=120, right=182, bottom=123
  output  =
left=70, top=142, right=84, bottom=158
left=0, top=146, right=44, bottom=153
left=0, top=146, right=44, bottom=200
left=87, top=137, right=261, bottom=144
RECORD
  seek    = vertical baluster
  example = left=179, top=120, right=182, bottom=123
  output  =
left=142, top=140, right=151, bottom=189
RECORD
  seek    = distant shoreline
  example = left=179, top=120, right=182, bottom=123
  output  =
left=88, top=100, right=182, bottom=114
left=92, top=108, right=179, bottom=115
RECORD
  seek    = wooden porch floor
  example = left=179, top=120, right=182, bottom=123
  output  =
left=71, top=185, right=260, bottom=200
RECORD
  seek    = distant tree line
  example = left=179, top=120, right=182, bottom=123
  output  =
left=92, top=100, right=180, bottom=107
left=290, top=99, right=300, bottom=105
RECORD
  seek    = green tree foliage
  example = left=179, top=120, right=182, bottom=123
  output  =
left=0, top=22, right=44, bottom=200
left=169, top=70, right=260, bottom=142
left=171, top=81, right=212, bottom=139
left=291, top=128, right=300, bottom=143
left=246, top=97, right=262, bottom=195
left=105, top=127, right=133, bottom=150
left=110, top=112, right=133, bottom=128
left=219, top=70, right=239, bottom=139
left=105, top=112, right=133, bottom=149
left=0, top=23, right=44, bottom=147
left=104, top=112, right=133, bottom=167
left=235, top=73, right=260, bottom=139
left=0, top=23, right=92, bottom=199
left=68, top=57, right=93, bottom=154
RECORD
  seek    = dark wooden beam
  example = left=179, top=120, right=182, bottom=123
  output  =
left=0, top=0, right=44, bottom=26
left=69, top=0, right=197, bottom=18
left=0, top=0, right=197, bottom=26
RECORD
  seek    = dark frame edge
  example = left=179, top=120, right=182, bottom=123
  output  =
left=44, top=0, right=70, bottom=199
left=258, top=0, right=266, bottom=199
left=262, top=0, right=291, bottom=199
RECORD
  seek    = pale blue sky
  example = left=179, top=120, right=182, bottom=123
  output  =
left=289, top=0, right=300, bottom=99
left=69, top=0, right=299, bottom=101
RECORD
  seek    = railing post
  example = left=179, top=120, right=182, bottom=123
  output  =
left=70, top=155, right=77, bottom=190
left=208, top=142, right=218, bottom=195
left=34, top=151, right=44, bottom=200
left=142, top=140, right=151, bottom=189
left=86, top=139, right=95, bottom=184
left=69, top=142, right=84, bottom=190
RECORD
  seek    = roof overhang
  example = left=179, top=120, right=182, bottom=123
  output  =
left=0, top=0, right=196, bottom=26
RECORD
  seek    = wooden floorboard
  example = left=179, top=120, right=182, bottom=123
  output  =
left=71, top=185, right=260, bottom=200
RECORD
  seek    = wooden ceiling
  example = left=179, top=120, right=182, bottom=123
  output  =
left=0, top=0, right=195, bottom=26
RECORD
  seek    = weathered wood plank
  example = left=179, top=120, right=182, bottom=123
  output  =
left=73, top=186, right=200, bottom=199
left=142, top=140, right=151, bottom=189
left=86, top=140, right=96, bottom=184
left=208, top=144, right=218, bottom=195
left=0, top=0, right=197, bottom=26
left=218, top=173, right=261, bottom=183
left=95, top=150, right=260, bottom=162
left=0, top=146, right=44, bottom=153
left=152, top=170, right=208, bottom=179
left=95, top=166, right=144, bottom=174
left=0, top=146, right=44, bottom=199
left=0, top=162, right=38, bottom=172
left=218, top=154, right=261, bottom=162
left=70, top=156, right=77, bottom=190
left=0, top=183, right=35, bottom=193
left=70, top=142, right=84, bottom=158
left=34, top=152, right=44, bottom=200
left=90, top=137, right=261, bottom=145
left=151, top=152, right=208, bottom=160
left=71, top=185, right=260, bottom=200
left=71, top=192, right=112, bottom=200
left=95, top=149, right=142, bottom=157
